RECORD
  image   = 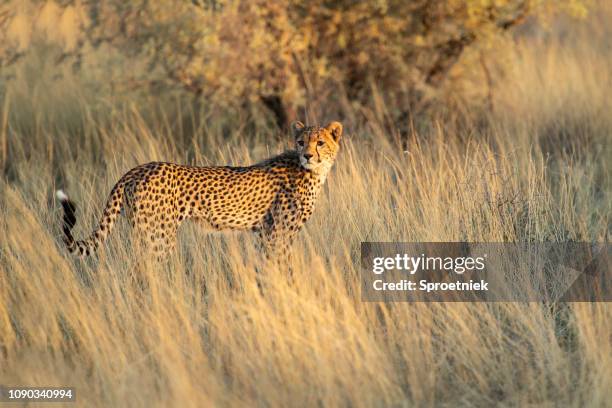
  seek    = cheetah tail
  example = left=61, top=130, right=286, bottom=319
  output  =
left=56, top=182, right=125, bottom=257
left=56, top=189, right=77, bottom=250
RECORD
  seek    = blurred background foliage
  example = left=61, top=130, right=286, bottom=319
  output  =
left=0, top=0, right=591, bottom=130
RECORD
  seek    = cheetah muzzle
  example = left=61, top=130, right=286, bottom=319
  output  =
left=56, top=121, right=343, bottom=260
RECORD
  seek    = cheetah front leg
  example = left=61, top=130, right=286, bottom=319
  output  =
left=257, top=199, right=302, bottom=272
left=255, top=227, right=297, bottom=287
left=259, top=229, right=296, bottom=263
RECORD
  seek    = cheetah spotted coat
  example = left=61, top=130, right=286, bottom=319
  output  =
left=57, top=121, right=343, bottom=259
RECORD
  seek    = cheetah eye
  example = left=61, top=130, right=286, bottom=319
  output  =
left=297, top=141, right=304, bottom=147
left=317, top=140, right=325, bottom=147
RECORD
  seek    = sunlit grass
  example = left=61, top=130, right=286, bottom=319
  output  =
left=0, top=3, right=611, bottom=407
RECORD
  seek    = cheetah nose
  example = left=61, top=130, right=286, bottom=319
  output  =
left=303, top=153, right=313, bottom=160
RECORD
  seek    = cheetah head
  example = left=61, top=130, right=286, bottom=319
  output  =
left=292, top=121, right=343, bottom=172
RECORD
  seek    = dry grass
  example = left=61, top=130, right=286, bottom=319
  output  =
left=1, top=4, right=611, bottom=408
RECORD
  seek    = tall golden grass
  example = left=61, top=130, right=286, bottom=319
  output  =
left=1, top=3, right=611, bottom=407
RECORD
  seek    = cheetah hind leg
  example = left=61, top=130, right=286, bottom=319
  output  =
left=148, top=227, right=178, bottom=263
left=129, top=220, right=178, bottom=264
left=123, top=223, right=178, bottom=293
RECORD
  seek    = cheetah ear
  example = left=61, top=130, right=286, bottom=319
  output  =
left=326, top=121, right=343, bottom=142
left=291, top=121, right=305, bottom=138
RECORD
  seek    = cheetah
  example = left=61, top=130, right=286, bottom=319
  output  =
left=56, top=121, right=343, bottom=259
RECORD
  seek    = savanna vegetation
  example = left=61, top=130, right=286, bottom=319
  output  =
left=0, top=0, right=610, bottom=406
